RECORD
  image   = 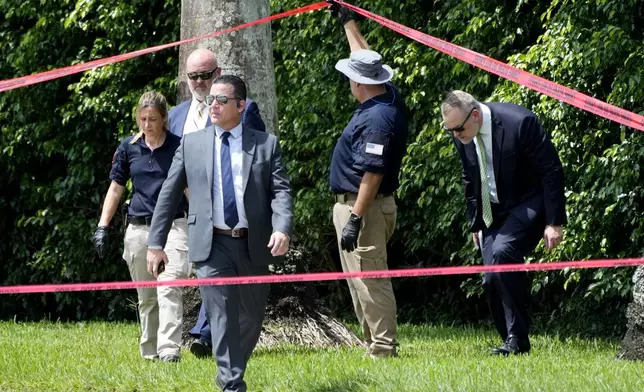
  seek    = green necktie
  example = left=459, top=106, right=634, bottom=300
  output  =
left=476, top=134, right=493, bottom=228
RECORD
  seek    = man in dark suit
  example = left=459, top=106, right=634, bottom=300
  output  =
left=169, top=48, right=265, bottom=138
left=170, top=48, right=266, bottom=358
left=147, top=75, right=293, bottom=391
left=443, top=90, right=566, bottom=355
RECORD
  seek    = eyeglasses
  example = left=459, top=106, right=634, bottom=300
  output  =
left=205, top=94, right=242, bottom=106
left=444, top=108, right=475, bottom=133
left=186, top=68, right=219, bottom=81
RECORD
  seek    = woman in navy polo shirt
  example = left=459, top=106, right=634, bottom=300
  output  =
left=92, top=91, right=189, bottom=363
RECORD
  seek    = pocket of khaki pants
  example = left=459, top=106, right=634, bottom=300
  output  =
left=122, top=225, right=137, bottom=265
left=178, top=249, right=190, bottom=278
left=171, top=218, right=189, bottom=249
left=379, top=202, right=397, bottom=240
left=380, top=203, right=396, bottom=215
left=357, top=255, right=388, bottom=272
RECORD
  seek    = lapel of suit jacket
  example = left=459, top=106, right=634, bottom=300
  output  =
left=204, top=125, right=215, bottom=196
left=490, top=110, right=504, bottom=186
left=241, top=125, right=256, bottom=194
left=464, top=142, right=479, bottom=176
left=175, top=101, right=191, bottom=137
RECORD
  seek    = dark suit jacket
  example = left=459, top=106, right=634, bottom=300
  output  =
left=147, top=125, right=293, bottom=265
left=453, top=102, right=566, bottom=233
left=168, top=98, right=266, bottom=137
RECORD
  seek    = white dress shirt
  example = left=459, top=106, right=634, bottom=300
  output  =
left=212, top=123, right=248, bottom=230
left=182, top=98, right=209, bottom=136
left=473, top=103, right=499, bottom=204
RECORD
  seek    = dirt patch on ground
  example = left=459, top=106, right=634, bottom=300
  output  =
left=181, top=245, right=362, bottom=349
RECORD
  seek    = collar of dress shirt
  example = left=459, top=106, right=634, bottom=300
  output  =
left=478, top=103, right=492, bottom=135
left=215, top=122, right=243, bottom=140
left=191, top=97, right=206, bottom=110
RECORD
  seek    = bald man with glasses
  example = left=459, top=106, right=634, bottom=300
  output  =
left=169, top=48, right=266, bottom=138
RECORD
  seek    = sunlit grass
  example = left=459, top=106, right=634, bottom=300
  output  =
left=1, top=322, right=643, bottom=391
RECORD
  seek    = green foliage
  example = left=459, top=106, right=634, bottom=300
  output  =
left=272, top=0, right=644, bottom=335
left=1, top=0, right=643, bottom=335
left=0, top=0, right=180, bottom=320
left=493, top=0, right=644, bottom=325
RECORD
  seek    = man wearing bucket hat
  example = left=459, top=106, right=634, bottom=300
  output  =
left=328, top=2, right=409, bottom=359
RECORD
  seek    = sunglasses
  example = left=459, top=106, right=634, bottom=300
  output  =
left=186, top=68, right=219, bottom=81
left=444, top=107, right=475, bottom=133
left=205, top=94, right=242, bottom=106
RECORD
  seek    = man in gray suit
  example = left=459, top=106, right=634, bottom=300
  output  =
left=146, top=75, right=293, bottom=392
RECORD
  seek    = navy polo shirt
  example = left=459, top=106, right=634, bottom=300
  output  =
left=330, top=84, right=408, bottom=194
left=109, top=132, right=187, bottom=217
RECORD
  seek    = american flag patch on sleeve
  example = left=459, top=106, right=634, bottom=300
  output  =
left=365, top=143, right=384, bottom=156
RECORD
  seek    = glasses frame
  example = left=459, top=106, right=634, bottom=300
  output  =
left=444, top=107, right=476, bottom=134
left=186, top=68, right=219, bottom=81
left=205, top=94, right=242, bottom=106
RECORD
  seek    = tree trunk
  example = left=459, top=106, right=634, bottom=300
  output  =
left=182, top=244, right=365, bottom=349
left=617, top=266, right=644, bottom=360
left=178, top=1, right=362, bottom=348
left=178, top=0, right=278, bottom=134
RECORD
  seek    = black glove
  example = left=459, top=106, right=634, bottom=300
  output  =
left=92, top=226, right=110, bottom=259
left=326, top=0, right=353, bottom=26
left=340, top=213, right=362, bottom=252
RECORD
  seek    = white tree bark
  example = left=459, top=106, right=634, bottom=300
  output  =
left=179, top=0, right=278, bottom=135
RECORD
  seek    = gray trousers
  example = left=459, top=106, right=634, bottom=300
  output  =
left=195, top=235, right=269, bottom=392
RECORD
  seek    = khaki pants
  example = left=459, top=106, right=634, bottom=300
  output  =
left=122, top=218, right=189, bottom=359
left=333, top=195, right=398, bottom=357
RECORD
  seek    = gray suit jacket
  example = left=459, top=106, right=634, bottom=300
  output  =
left=147, top=125, right=293, bottom=265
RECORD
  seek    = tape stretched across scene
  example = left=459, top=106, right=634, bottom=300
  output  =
left=0, top=2, right=329, bottom=93
left=0, top=3, right=643, bottom=295
left=0, top=1, right=641, bottom=130
left=337, top=1, right=644, bottom=131
left=0, top=258, right=642, bottom=295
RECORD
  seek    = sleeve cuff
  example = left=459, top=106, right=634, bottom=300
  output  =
left=353, top=164, right=386, bottom=174
left=109, top=176, right=127, bottom=187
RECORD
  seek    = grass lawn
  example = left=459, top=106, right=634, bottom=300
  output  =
left=1, top=321, right=643, bottom=391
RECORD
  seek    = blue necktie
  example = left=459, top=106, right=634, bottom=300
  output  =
left=220, top=132, right=239, bottom=229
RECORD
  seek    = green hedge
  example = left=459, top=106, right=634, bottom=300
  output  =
left=272, top=0, right=644, bottom=336
left=0, top=0, right=180, bottom=320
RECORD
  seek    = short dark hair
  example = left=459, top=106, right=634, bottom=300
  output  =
left=213, top=75, right=247, bottom=100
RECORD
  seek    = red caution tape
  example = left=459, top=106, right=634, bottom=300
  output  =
left=1, top=1, right=642, bottom=132
left=337, top=1, right=644, bottom=132
left=1, top=3, right=643, bottom=295
left=0, top=2, right=328, bottom=93
left=0, top=258, right=642, bottom=295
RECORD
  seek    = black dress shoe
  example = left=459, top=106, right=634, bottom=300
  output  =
left=490, top=335, right=530, bottom=356
left=190, top=339, right=212, bottom=359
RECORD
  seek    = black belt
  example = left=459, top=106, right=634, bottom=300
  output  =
left=334, top=193, right=393, bottom=203
left=213, top=228, right=248, bottom=238
left=128, top=212, right=186, bottom=226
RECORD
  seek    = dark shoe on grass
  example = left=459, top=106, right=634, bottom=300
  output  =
left=190, top=339, right=212, bottom=359
left=490, top=335, right=530, bottom=356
